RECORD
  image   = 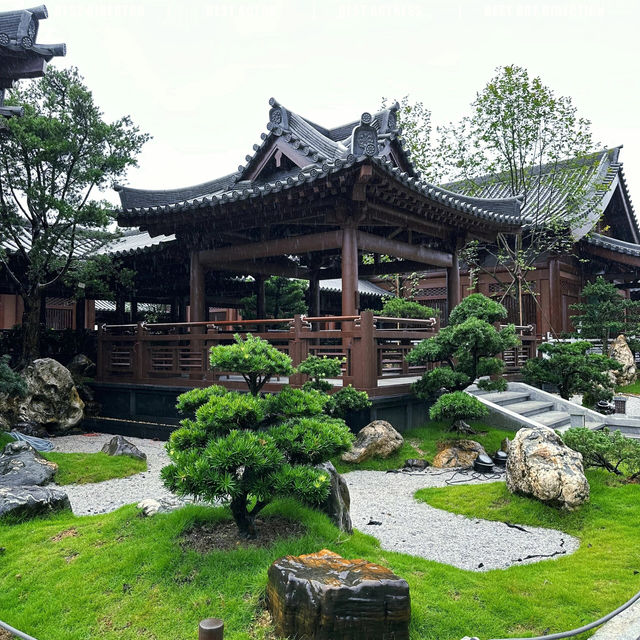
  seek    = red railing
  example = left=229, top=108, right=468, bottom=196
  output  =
left=96, top=312, right=439, bottom=396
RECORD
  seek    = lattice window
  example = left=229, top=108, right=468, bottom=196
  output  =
left=420, top=286, right=447, bottom=298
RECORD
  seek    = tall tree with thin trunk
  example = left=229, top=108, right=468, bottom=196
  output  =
left=0, top=67, right=149, bottom=361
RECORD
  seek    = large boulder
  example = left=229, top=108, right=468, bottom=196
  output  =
left=315, top=461, right=352, bottom=533
left=16, top=359, right=84, bottom=433
left=506, top=426, right=589, bottom=509
left=101, top=435, right=146, bottom=461
left=0, top=441, right=58, bottom=488
left=609, top=335, right=636, bottom=386
left=67, top=354, right=96, bottom=379
left=0, top=485, right=70, bottom=519
left=433, top=439, right=487, bottom=469
left=267, top=549, right=410, bottom=640
left=341, top=420, right=403, bottom=463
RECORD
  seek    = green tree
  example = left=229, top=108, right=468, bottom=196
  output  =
left=407, top=294, right=518, bottom=432
left=522, top=340, right=619, bottom=403
left=209, top=333, right=294, bottom=396
left=571, top=276, right=640, bottom=349
left=297, top=354, right=343, bottom=392
left=396, top=67, right=601, bottom=327
left=379, top=297, right=437, bottom=319
left=241, top=276, right=307, bottom=319
left=0, top=67, right=149, bottom=361
left=429, top=391, right=489, bottom=432
left=162, top=343, right=354, bottom=538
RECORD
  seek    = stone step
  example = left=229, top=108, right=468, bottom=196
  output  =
left=505, top=400, right=555, bottom=417
left=478, top=391, right=531, bottom=406
left=533, top=411, right=571, bottom=429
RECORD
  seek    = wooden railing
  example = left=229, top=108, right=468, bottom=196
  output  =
left=96, top=312, right=439, bottom=396
left=501, top=324, right=537, bottom=372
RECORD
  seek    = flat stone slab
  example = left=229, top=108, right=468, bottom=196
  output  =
left=267, top=549, right=410, bottom=639
left=590, top=599, right=640, bottom=640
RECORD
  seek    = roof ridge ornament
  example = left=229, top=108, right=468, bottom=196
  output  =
left=267, top=97, right=289, bottom=132
left=351, top=112, right=378, bottom=157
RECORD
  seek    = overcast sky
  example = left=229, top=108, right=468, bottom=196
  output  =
left=16, top=0, right=640, bottom=209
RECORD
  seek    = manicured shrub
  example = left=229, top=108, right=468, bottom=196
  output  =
left=564, top=427, right=640, bottom=478
left=407, top=294, right=517, bottom=431
left=209, top=333, right=294, bottom=396
left=325, top=385, right=372, bottom=419
left=379, top=297, right=437, bottom=319
left=522, top=340, right=619, bottom=401
left=0, top=355, right=27, bottom=397
left=175, top=385, right=227, bottom=416
left=164, top=336, right=353, bottom=538
left=297, top=354, right=343, bottom=392
left=429, top=391, right=489, bottom=433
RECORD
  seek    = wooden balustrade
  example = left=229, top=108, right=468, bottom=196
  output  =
left=96, top=314, right=534, bottom=394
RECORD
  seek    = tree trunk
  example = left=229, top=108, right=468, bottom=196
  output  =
left=449, top=419, right=476, bottom=434
left=21, top=292, right=42, bottom=364
left=230, top=495, right=258, bottom=539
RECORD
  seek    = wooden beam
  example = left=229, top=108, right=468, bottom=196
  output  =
left=582, top=245, right=640, bottom=268
left=206, top=259, right=310, bottom=279
left=356, top=231, right=452, bottom=268
left=198, top=230, right=344, bottom=265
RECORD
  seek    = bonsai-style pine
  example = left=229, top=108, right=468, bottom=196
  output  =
left=406, top=294, right=518, bottom=432
left=522, top=340, right=620, bottom=406
left=162, top=335, right=354, bottom=539
left=297, top=354, right=343, bottom=392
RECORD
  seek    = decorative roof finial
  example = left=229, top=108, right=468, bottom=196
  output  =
left=352, top=112, right=378, bottom=157
left=267, top=96, right=288, bottom=132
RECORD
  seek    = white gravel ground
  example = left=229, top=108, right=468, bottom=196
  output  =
left=50, top=433, right=191, bottom=516
left=345, top=469, right=579, bottom=572
left=50, top=433, right=579, bottom=571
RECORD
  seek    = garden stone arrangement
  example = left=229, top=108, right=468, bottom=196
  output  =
left=346, top=469, right=579, bottom=571
left=340, top=419, right=403, bottom=463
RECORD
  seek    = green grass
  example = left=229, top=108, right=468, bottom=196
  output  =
left=616, top=380, right=640, bottom=394
left=332, top=420, right=514, bottom=473
left=43, top=451, right=147, bottom=485
left=0, top=471, right=638, bottom=639
left=0, top=431, right=14, bottom=448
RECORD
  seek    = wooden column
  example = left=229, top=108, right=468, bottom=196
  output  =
left=130, top=299, right=138, bottom=323
left=115, top=295, right=125, bottom=325
left=190, top=251, right=205, bottom=323
left=255, top=274, right=266, bottom=319
left=341, top=225, right=358, bottom=316
left=75, top=297, right=86, bottom=330
left=309, top=273, right=321, bottom=317
left=447, top=246, right=461, bottom=316
left=549, top=258, right=561, bottom=336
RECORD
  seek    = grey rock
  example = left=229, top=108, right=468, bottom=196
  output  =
left=136, top=497, right=183, bottom=516
left=16, top=359, right=84, bottom=433
left=506, top=426, right=590, bottom=509
left=67, top=354, right=96, bottom=379
left=0, top=441, right=58, bottom=488
left=315, top=461, right=352, bottom=533
left=403, top=458, right=430, bottom=470
left=101, top=435, right=147, bottom=461
left=0, top=484, right=70, bottom=519
left=341, top=420, right=403, bottom=463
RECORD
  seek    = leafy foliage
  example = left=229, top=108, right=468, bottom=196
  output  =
left=209, top=333, right=294, bottom=395
left=165, top=337, right=353, bottom=538
left=325, top=385, right=372, bottom=419
left=297, top=354, right=343, bottom=392
left=571, top=276, right=640, bottom=346
left=564, top=427, right=640, bottom=478
left=0, top=355, right=27, bottom=397
left=241, top=276, right=307, bottom=319
left=522, top=340, right=620, bottom=401
left=429, top=391, right=489, bottom=427
left=0, top=67, right=149, bottom=360
left=379, top=297, right=437, bottom=319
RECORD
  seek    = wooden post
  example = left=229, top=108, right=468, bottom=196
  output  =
left=341, top=225, right=358, bottom=316
left=134, top=322, right=145, bottom=382
left=309, top=273, right=321, bottom=317
left=199, top=618, right=223, bottom=640
left=190, top=251, right=205, bottom=332
left=549, top=258, right=561, bottom=336
left=255, top=274, right=266, bottom=319
left=115, top=295, right=126, bottom=325
left=131, top=298, right=138, bottom=323
left=447, top=245, right=461, bottom=318
left=288, top=314, right=308, bottom=388
left=352, top=311, right=377, bottom=392
left=75, top=297, right=86, bottom=330
left=96, top=323, right=104, bottom=380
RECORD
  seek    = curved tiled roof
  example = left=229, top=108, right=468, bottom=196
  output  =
left=584, top=232, right=640, bottom=258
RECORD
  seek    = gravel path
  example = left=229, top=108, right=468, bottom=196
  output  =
left=51, top=433, right=190, bottom=516
left=345, top=469, right=579, bottom=572
left=51, top=434, right=578, bottom=572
